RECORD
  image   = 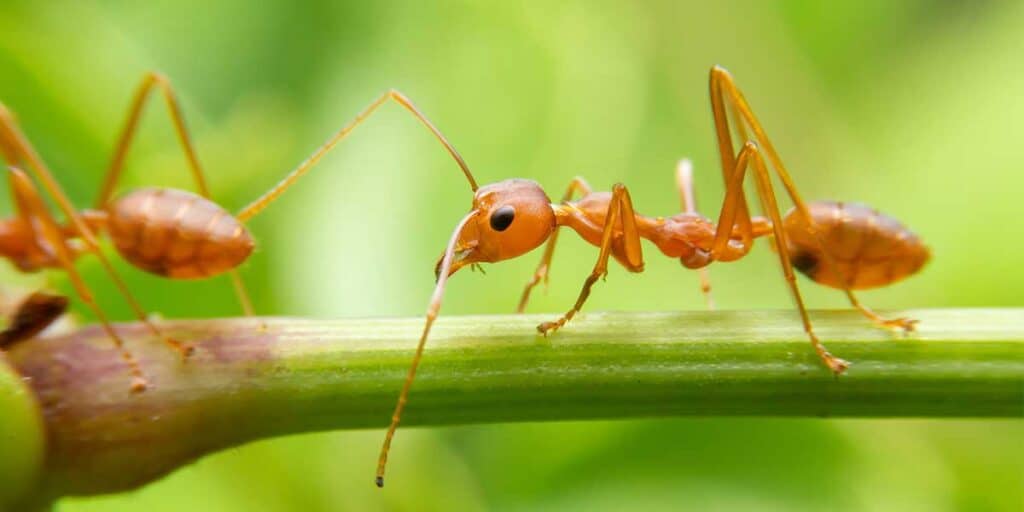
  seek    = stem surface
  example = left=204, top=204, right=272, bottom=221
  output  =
left=4, top=308, right=1022, bottom=500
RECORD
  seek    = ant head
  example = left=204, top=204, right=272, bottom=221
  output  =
left=436, top=179, right=555, bottom=278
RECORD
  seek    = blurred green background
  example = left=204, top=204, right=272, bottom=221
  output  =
left=1, top=0, right=1021, bottom=510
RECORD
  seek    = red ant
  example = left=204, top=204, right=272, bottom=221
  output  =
left=0, top=74, right=472, bottom=391
left=1, top=67, right=929, bottom=487
left=364, top=66, right=929, bottom=486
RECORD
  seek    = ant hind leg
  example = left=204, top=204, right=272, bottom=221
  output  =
left=845, top=290, right=917, bottom=332
left=705, top=142, right=849, bottom=374
left=710, top=66, right=919, bottom=336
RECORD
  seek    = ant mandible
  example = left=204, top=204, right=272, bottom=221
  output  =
left=366, top=66, right=930, bottom=486
left=0, top=74, right=473, bottom=391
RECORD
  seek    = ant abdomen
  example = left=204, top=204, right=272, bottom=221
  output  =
left=783, top=201, right=929, bottom=290
left=106, top=188, right=254, bottom=279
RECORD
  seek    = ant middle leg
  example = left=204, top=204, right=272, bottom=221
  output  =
left=675, top=159, right=715, bottom=309
left=538, top=183, right=645, bottom=335
left=517, top=176, right=593, bottom=313
left=708, top=65, right=917, bottom=332
left=96, top=72, right=254, bottom=315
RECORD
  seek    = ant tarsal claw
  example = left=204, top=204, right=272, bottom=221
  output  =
left=827, top=356, right=851, bottom=375
left=536, top=322, right=559, bottom=335
left=891, top=318, right=919, bottom=332
left=130, top=376, right=149, bottom=394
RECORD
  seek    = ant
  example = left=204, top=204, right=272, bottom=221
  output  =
left=0, top=74, right=472, bottom=391
left=0, top=67, right=930, bottom=487
left=364, top=66, right=929, bottom=487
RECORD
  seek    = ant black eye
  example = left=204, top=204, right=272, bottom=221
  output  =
left=489, top=206, right=515, bottom=232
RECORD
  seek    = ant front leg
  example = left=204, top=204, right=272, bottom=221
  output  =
left=538, top=183, right=644, bottom=335
left=7, top=167, right=150, bottom=390
left=96, top=72, right=254, bottom=315
left=517, top=176, right=593, bottom=313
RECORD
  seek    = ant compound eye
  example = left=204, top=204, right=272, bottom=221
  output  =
left=489, top=205, right=515, bottom=232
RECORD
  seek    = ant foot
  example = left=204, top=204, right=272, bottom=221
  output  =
left=536, top=321, right=561, bottom=336
left=825, top=355, right=851, bottom=375
left=166, top=338, right=195, bottom=359
left=880, top=317, right=918, bottom=333
left=130, top=376, right=149, bottom=393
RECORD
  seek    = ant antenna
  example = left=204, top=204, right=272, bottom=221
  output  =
left=376, top=209, right=479, bottom=488
left=238, top=90, right=477, bottom=223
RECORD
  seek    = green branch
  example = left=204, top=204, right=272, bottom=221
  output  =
left=2, top=309, right=1022, bottom=506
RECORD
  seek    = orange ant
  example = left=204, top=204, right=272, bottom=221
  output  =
left=0, top=74, right=472, bottom=391
left=365, top=66, right=929, bottom=487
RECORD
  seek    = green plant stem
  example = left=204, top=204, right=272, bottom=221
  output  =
left=0, top=353, right=45, bottom=511
left=3, top=308, right=1022, bottom=501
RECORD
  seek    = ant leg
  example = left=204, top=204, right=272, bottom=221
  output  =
left=517, top=176, right=592, bottom=313
left=96, top=72, right=208, bottom=206
left=708, top=70, right=754, bottom=239
left=707, top=142, right=849, bottom=373
left=709, top=66, right=917, bottom=331
left=237, top=90, right=477, bottom=222
left=538, top=184, right=644, bottom=335
left=675, top=159, right=715, bottom=309
left=95, top=72, right=253, bottom=315
left=844, top=290, right=918, bottom=331
left=0, top=105, right=191, bottom=357
left=7, top=167, right=149, bottom=390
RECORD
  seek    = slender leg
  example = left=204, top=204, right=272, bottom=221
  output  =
left=707, top=142, right=849, bottom=373
left=538, top=183, right=644, bottom=335
left=0, top=103, right=190, bottom=357
left=517, top=176, right=592, bottom=313
left=96, top=72, right=208, bottom=206
left=95, top=72, right=254, bottom=315
left=675, top=159, right=715, bottom=309
left=238, top=90, right=477, bottom=223
left=708, top=66, right=915, bottom=332
left=708, top=70, right=753, bottom=238
left=845, top=290, right=918, bottom=330
left=7, top=167, right=149, bottom=390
